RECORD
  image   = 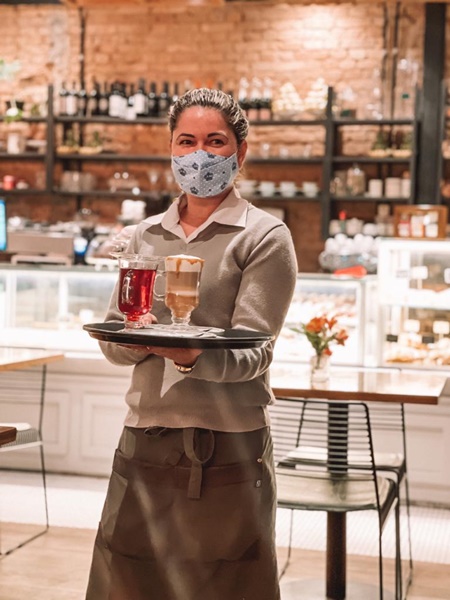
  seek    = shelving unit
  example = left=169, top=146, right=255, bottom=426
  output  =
left=437, top=81, right=450, bottom=205
left=0, top=84, right=447, bottom=239
left=319, top=89, right=421, bottom=237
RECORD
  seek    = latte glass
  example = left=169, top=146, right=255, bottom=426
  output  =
left=164, top=254, right=205, bottom=329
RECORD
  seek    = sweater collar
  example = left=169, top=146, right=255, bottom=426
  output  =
left=143, top=187, right=248, bottom=237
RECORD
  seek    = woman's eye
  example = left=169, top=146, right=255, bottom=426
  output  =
left=210, top=138, right=225, bottom=146
left=179, top=139, right=193, bottom=145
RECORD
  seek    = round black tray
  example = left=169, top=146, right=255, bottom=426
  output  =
left=83, top=322, right=273, bottom=349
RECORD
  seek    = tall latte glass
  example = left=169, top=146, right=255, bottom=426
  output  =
left=117, top=254, right=162, bottom=329
left=165, top=254, right=205, bottom=329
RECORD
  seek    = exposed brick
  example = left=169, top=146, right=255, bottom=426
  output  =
left=0, top=1, right=442, bottom=270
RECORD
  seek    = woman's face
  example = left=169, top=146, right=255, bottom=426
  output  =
left=171, top=106, right=247, bottom=167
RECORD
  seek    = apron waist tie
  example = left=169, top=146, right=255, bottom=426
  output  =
left=183, top=427, right=215, bottom=500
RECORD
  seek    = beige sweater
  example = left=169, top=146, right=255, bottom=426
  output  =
left=100, top=188, right=298, bottom=432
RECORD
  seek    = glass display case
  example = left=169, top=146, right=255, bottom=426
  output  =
left=274, top=273, right=378, bottom=366
left=377, top=238, right=450, bottom=369
left=0, top=264, right=117, bottom=354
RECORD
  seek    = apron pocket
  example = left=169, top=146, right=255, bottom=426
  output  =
left=101, top=449, right=264, bottom=563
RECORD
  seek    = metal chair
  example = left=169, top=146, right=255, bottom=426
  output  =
left=270, top=397, right=401, bottom=600
left=367, top=401, right=413, bottom=598
left=0, top=365, right=49, bottom=555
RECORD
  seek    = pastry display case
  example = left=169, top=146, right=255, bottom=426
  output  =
left=0, top=264, right=117, bottom=354
left=377, top=238, right=450, bottom=369
left=274, top=273, right=378, bottom=366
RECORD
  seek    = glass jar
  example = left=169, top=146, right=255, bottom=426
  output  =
left=347, top=164, right=366, bottom=196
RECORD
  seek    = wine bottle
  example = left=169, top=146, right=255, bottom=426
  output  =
left=98, top=82, right=110, bottom=116
left=134, top=78, right=148, bottom=117
left=59, top=81, right=68, bottom=116
left=126, top=83, right=136, bottom=120
left=247, top=77, right=262, bottom=121
left=171, top=82, right=180, bottom=106
left=109, top=82, right=126, bottom=118
left=108, top=83, right=120, bottom=118
left=148, top=81, right=158, bottom=117
left=237, top=77, right=250, bottom=118
left=158, top=81, right=171, bottom=117
left=77, top=83, right=87, bottom=117
left=259, top=77, right=273, bottom=121
left=66, top=81, right=78, bottom=117
left=88, top=79, right=100, bottom=117
left=119, top=82, right=128, bottom=119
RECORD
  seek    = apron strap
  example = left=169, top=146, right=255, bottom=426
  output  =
left=183, top=428, right=215, bottom=500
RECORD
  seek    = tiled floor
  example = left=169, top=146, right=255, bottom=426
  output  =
left=2, top=471, right=450, bottom=565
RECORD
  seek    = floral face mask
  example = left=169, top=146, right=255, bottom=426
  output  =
left=171, top=149, right=239, bottom=198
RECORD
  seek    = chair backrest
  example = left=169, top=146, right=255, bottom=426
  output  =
left=0, top=366, right=46, bottom=439
left=269, top=397, right=379, bottom=485
left=366, top=401, right=407, bottom=459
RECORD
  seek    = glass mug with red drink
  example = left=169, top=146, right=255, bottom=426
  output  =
left=117, top=254, right=163, bottom=329
left=165, top=254, right=205, bottom=329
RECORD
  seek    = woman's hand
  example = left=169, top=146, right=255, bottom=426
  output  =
left=144, top=346, right=203, bottom=367
left=117, top=313, right=202, bottom=365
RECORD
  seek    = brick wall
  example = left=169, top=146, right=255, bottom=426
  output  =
left=0, top=1, right=440, bottom=271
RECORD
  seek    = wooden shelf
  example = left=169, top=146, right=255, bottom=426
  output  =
left=330, top=195, right=410, bottom=202
left=55, top=153, right=170, bottom=162
left=0, top=116, right=47, bottom=123
left=333, top=118, right=413, bottom=126
left=333, top=156, right=412, bottom=164
left=54, top=188, right=167, bottom=201
left=249, top=118, right=326, bottom=127
left=248, top=193, right=321, bottom=202
left=55, top=115, right=167, bottom=125
left=0, top=152, right=46, bottom=160
left=0, top=189, right=50, bottom=196
left=246, top=157, right=323, bottom=164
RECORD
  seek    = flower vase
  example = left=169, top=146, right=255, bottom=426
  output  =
left=310, top=353, right=330, bottom=383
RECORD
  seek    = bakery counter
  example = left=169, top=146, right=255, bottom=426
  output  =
left=377, top=238, right=450, bottom=371
left=274, top=273, right=378, bottom=367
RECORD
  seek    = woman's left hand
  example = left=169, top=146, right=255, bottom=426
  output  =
left=145, top=346, right=203, bottom=367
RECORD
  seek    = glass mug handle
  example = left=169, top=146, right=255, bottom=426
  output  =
left=152, top=269, right=166, bottom=301
left=121, top=269, right=134, bottom=304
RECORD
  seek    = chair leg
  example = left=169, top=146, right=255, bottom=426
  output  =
left=378, top=515, right=385, bottom=600
left=1, top=443, right=49, bottom=556
left=400, top=475, right=413, bottom=599
left=395, top=497, right=402, bottom=600
left=279, top=509, right=294, bottom=580
left=39, top=442, right=50, bottom=530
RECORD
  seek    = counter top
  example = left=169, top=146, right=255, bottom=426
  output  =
left=0, top=347, right=65, bottom=372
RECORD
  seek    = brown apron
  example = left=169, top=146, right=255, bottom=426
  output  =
left=86, top=425, right=280, bottom=600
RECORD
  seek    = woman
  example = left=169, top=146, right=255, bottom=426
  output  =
left=86, top=88, right=297, bottom=600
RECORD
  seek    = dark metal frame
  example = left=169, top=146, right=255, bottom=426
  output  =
left=0, top=364, right=49, bottom=555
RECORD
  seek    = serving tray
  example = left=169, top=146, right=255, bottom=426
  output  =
left=83, top=322, right=274, bottom=350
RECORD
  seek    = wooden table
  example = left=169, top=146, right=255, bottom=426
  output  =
left=270, top=364, right=448, bottom=600
left=0, top=425, right=17, bottom=446
left=0, top=347, right=64, bottom=442
left=0, top=347, right=64, bottom=373
left=0, top=348, right=64, bottom=433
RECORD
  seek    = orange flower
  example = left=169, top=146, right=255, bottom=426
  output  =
left=292, top=314, right=348, bottom=358
left=305, top=316, right=326, bottom=334
left=335, top=330, right=348, bottom=346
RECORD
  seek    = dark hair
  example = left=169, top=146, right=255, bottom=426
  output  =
left=168, top=88, right=249, bottom=146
